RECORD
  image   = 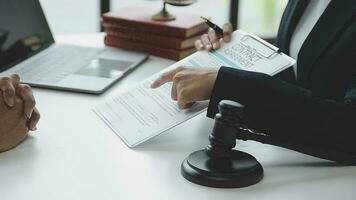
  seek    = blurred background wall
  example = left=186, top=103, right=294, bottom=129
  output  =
left=39, top=0, right=288, bottom=38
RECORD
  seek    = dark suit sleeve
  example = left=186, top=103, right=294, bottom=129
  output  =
left=207, top=67, right=356, bottom=164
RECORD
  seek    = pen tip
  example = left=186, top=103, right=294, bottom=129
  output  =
left=200, top=16, right=208, bottom=21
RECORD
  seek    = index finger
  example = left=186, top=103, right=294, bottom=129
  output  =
left=16, top=84, right=36, bottom=118
left=150, top=67, right=184, bottom=88
left=0, top=74, right=20, bottom=107
left=10, top=74, right=20, bottom=87
left=222, top=23, right=233, bottom=42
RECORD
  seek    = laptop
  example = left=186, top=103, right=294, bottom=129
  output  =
left=0, top=0, right=148, bottom=94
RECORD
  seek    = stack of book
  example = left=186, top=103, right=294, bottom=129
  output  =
left=102, top=6, right=209, bottom=60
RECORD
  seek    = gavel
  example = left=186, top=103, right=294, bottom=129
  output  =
left=181, top=100, right=264, bottom=188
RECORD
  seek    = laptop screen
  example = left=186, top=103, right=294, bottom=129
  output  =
left=0, top=0, right=54, bottom=71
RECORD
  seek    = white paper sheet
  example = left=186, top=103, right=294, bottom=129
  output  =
left=94, top=30, right=296, bottom=147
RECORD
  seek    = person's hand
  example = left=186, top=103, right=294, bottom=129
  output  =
left=151, top=67, right=219, bottom=109
left=0, top=95, right=29, bottom=152
left=0, top=74, right=40, bottom=152
left=195, top=22, right=233, bottom=51
left=0, top=75, right=40, bottom=131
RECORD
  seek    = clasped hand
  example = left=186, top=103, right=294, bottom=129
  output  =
left=151, top=23, right=233, bottom=108
left=0, top=74, right=40, bottom=152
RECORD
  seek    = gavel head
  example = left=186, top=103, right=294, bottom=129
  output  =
left=216, top=100, right=245, bottom=127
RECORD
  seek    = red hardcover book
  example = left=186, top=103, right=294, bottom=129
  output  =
left=105, top=27, right=204, bottom=50
left=102, top=6, right=208, bottom=38
left=104, top=35, right=196, bottom=60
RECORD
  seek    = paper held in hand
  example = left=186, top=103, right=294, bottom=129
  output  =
left=93, top=30, right=296, bottom=147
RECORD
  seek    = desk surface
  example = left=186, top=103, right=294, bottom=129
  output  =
left=0, top=34, right=355, bottom=200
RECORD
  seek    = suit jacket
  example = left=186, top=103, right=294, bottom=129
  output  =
left=207, top=0, right=356, bottom=164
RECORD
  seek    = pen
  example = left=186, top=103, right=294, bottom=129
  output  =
left=200, top=16, right=224, bottom=37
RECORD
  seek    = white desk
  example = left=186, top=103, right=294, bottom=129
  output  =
left=0, top=34, right=355, bottom=200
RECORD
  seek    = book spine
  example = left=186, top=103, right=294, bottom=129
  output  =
left=105, top=28, right=184, bottom=49
left=104, top=35, right=194, bottom=60
left=102, top=17, right=188, bottom=38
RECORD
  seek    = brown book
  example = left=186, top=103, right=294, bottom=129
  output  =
left=104, top=35, right=196, bottom=60
left=102, top=6, right=208, bottom=38
left=105, top=27, right=204, bottom=50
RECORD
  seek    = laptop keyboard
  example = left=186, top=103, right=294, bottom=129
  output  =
left=15, top=44, right=102, bottom=83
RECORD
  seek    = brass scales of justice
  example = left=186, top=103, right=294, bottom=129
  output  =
left=151, top=0, right=197, bottom=21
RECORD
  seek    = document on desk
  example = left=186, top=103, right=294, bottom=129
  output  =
left=94, top=30, right=296, bottom=147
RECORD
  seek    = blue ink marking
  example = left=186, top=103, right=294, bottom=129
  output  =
left=188, top=59, right=202, bottom=67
